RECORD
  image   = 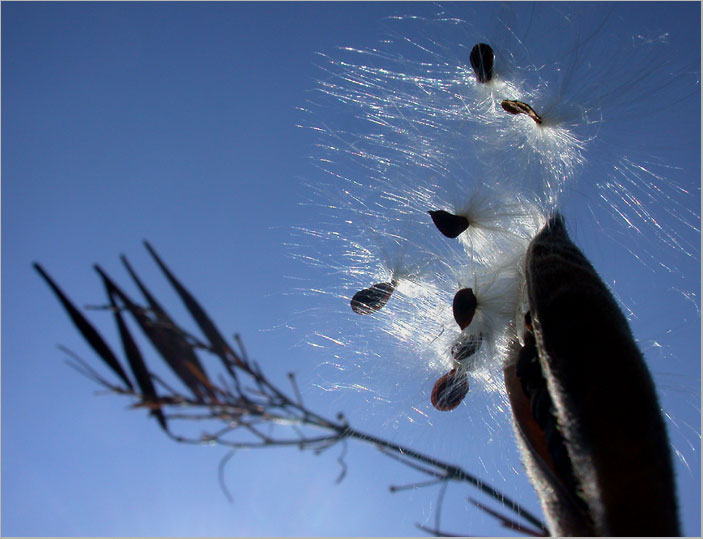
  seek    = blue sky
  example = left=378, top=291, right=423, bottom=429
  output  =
left=2, top=2, right=700, bottom=536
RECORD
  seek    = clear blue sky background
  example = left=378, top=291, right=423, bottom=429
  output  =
left=2, top=2, right=700, bottom=536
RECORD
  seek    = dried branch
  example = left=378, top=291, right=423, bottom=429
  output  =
left=467, top=498, right=548, bottom=537
left=34, top=244, right=547, bottom=536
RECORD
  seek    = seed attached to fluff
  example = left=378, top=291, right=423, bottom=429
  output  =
left=428, top=210, right=470, bottom=238
left=452, top=287, right=478, bottom=330
left=451, top=333, right=482, bottom=363
left=500, top=99, right=543, bottom=125
left=431, top=368, right=469, bottom=411
left=470, top=43, right=494, bottom=83
left=350, top=281, right=396, bottom=315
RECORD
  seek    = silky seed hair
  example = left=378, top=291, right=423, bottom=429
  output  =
left=291, top=3, right=699, bottom=451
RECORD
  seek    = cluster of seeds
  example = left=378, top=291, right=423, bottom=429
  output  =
left=348, top=43, right=547, bottom=411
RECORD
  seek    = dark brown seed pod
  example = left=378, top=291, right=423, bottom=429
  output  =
left=470, top=43, right=494, bottom=83
left=431, top=368, right=469, bottom=411
left=451, top=333, right=482, bottom=363
left=350, top=281, right=396, bottom=315
left=428, top=210, right=470, bottom=238
left=452, top=287, right=478, bottom=330
left=500, top=99, right=543, bottom=125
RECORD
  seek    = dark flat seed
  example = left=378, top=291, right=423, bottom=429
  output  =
left=451, top=333, right=482, bottom=363
left=431, top=368, right=469, bottom=411
left=452, top=287, right=478, bottom=330
left=428, top=210, right=470, bottom=239
left=350, top=281, right=395, bottom=315
left=500, top=99, right=543, bottom=125
left=470, top=43, right=494, bottom=83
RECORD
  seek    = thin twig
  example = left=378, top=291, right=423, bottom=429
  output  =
left=288, top=372, right=304, bottom=407
left=467, top=498, right=548, bottom=537
left=335, top=439, right=348, bottom=484
left=389, top=478, right=445, bottom=492
left=218, top=450, right=237, bottom=503
left=415, top=523, right=465, bottom=537
left=435, top=479, right=449, bottom=533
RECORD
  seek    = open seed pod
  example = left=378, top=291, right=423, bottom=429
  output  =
left=504, top=215, right=679, bottom=536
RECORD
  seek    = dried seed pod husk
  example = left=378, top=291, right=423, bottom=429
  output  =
left=470, top=43, right=494, bottom=83
left=350, top=281, right=396, bottom=315
left=431, top=368, right=469, bottom=411
left=452, top=287, right=478, bottom=330
left=428, top=210, right=470, bottom=238
left=500, top=99, right=543, bottom=125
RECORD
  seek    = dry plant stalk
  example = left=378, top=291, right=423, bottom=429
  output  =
left=34, top=240, right=547, bottom=537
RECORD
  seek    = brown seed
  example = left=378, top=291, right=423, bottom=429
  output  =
left=470, top=43, right=494, bottom=83
left=350, top=281, right=396, bottom=315
left=500, top=99, right=543, bottom=125
left=428, top=210, right=470, bottom=239
left=451, top=333, right=482, bottom=363
left=431, top=368, right=469, bottom=411
left=453, top=287, right=478, bottom=330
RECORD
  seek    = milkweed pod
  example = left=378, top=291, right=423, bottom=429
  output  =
left=431, top=368, right=469, bottom=411
left=451, top=333, right=482, bottom=363
left=428, top=210, right=470, bottom=238
left=470, top=43, right=494, bottom=83
left=350, top=281, right=396, bottom=315
left=452, top=287, right=478, bottom=330
left=500, top=99, right=543, bottom=125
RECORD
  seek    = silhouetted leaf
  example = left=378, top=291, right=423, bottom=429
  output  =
left=93, top=265, right=211, bottom=401
left=144, top=241, right=241, bottom=375
left=95, top=265, right=168, bottom=431
left=121, top=254, right=209, bottom=381
left=33, top=262, right=134, bottom=391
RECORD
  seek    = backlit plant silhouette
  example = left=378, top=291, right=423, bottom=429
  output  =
left=34, top=242, right=547, bottom=536
left=34, top=4, right=698, bottom=536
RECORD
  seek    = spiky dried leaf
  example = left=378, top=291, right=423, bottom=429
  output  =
left=33, top=262, right=134, bottom=391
